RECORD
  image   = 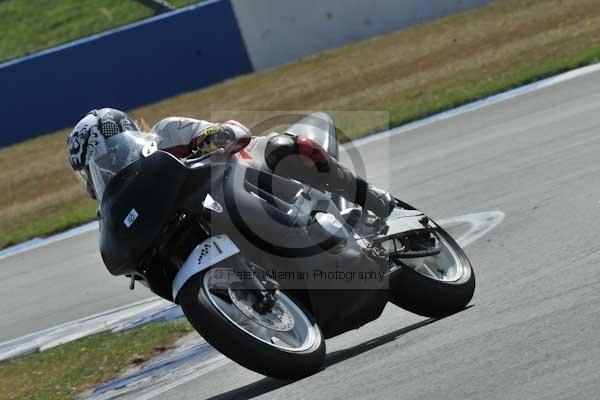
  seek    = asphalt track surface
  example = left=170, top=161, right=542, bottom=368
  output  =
left=2, top=68, right=600, bottom=399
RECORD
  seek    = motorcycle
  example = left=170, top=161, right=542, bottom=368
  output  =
left=93, top=113, right=475, bottom=379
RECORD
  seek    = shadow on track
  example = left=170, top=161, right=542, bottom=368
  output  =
left=323, top=317, right=436, bottom=368
left=206, top=316, right=441, bottom=400
left=324, top=305, right=473, bottom=369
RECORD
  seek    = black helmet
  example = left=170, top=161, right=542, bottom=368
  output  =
left=67, top=108, right=139, bottom=198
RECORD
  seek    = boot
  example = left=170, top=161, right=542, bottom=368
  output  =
left=327, top=160, right=394, bottom=219
left=265, top=134, right=395, bottom=219
left=363, top=184, right=395, bottom=219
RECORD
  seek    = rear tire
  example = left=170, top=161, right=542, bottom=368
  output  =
left=390, top=228, right=475, bottom=317
left=178, top=269, right=325, bottom=379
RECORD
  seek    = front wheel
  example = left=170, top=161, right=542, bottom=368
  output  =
left=389, top=228, right=475, bottom=317
left=178, top=266, right=325, bottom=379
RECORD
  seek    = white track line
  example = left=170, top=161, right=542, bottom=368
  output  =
left=438, top=211, right=505, bottom=248
left=343, top=62, right=600, bottom=149
left=0, top=297, right=179, bottom=362
left=0, top=221, right=98, bottom=260
left=3, top=62, right=597, bottom=260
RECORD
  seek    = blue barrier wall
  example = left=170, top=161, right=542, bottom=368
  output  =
left=0, top=0, right=251, bottom=147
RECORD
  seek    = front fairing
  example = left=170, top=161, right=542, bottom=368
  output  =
left=99, top=151, right=186, bottom=275
left=97, top=149, right=307, bottom=276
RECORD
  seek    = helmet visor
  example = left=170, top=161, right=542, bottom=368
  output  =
left=88, top=131, right=157, bottom=202
left=75, top=168, right=90, bottom=187
left=75, top=167, right=97, bottom=199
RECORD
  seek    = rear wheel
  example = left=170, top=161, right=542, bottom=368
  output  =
left=178, top=266, right=325, bottom=379
left=389, top=228, right=475, bottom=317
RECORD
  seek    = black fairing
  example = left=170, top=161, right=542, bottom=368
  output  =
left=99, top=151, right=191, bottom=275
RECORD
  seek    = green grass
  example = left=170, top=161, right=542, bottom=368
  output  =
left=0, top=197, right=98, bottom=249
left=170, top=0, right=206, bottom=7
left=0, top=0, right=205, bottom=63
left=0, top=320, right=193, bottom=400
left=384, top=47, right=600, bottom=135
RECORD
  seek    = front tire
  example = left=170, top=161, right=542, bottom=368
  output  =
left=389, top=228, right=475, bottom=317
left=178, top=268, right=325, bottom=379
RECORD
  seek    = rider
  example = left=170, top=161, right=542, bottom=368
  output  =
left=67, top=108, right=394, bottom=219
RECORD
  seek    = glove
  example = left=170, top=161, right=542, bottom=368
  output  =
left=192, top=124, right=236, bottom=155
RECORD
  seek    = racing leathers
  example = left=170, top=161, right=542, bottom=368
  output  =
left=151, top=117, right=394, bottom=219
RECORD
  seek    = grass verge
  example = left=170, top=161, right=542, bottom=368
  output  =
left=0, top=320, right=193, bottom=400
left=1, top=0, right=600, bottom=249
left=0, top=0, right=204, bottom=63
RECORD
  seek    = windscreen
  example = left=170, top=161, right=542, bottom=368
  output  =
left=88, top=131, right=158, bottom=201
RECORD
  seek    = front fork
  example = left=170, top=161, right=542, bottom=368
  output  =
left=236, top=260, right=280, bottom=314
